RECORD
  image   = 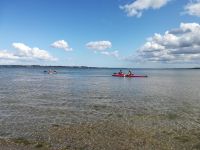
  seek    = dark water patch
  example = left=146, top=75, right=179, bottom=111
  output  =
left=91, top=104, right=113, bottom=111
left=166, top=113, right=179, bottom=120
left=193, top=143, right=200, bottom=149
left=34, top=143, right=44, bottom=148
left=12, top=137, right=31, bottom=145
left=174, top=136, right=191, bottom=143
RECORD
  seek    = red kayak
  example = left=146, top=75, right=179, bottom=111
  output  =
left=112, top=73, right=148, bottom=78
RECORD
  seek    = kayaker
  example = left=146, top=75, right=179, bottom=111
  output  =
left=48, top=69, right=57, bottom=74
left=127, top=70, right=133, bottom=75
left=118, top=70, right=123, bottom=74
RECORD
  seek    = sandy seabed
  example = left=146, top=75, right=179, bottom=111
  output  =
left=1, top=112, right=200, bottom=150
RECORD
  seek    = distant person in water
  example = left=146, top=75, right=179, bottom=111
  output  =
left=48, top=69, right=57, bottom=74
left=118, top=70, right=123, bottom=74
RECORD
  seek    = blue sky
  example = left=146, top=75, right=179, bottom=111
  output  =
left=0, top=0, right=200, bottom=67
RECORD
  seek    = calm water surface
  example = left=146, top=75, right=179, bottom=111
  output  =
left=0, top=67, right=200, bottom=139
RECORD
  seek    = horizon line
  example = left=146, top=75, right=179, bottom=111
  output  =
left=0, top=65, right=199, bottom=69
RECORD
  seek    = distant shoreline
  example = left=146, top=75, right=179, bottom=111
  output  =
left=0, top=65, right=199, bottom=70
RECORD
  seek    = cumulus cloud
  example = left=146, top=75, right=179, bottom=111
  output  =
left=51, top=40, right=72, bottom=51
left=120, top=0, right=170, bottom=17
left=0, top=50, right=20, bottom=60
left=12, top=43, right=57, bottom=61
left=184, top=0, right=200, bottom=17
left=86, top=41, right=112, bottom=51
left=101, top=50, right=119, bottom=58
left=86, top=41, right=120, bottom=58
left=135, top=22, right=200, bottom=63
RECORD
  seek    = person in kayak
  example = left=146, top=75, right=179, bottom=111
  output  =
left=127, top=70, right=133, bottom=75
left=48, top=69, right=57, bottom=74
left=118, top=70, right=123, bottom=74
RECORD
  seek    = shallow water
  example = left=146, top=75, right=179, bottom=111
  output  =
left=0, top=67, right=200, bottom=140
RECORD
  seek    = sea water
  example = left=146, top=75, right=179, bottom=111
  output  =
left=0, top=66, right=200, bottom=139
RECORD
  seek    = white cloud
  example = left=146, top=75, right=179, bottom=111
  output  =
left=86, top=41, right=112, bottom=51
left=12, top=43, right=57, bottom=61
left=51, top=40, right=72, bottom=51
left=86, top=41, right=120, bottom=58
left=133, top=23, right=200, bottom=63
left=101, top=50, right=119, bottom=58
left=0, top=49, right=28, bottom=65
left=120, top=0, right=170, bottom=17
left=184, top=0, right=200, bottom=17
left=0, top=50, right=20, bottom=60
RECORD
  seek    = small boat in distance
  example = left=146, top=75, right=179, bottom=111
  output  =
left=44, top=69, right=57, bottom=74
left=112, top=73, right=147, bottom=78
